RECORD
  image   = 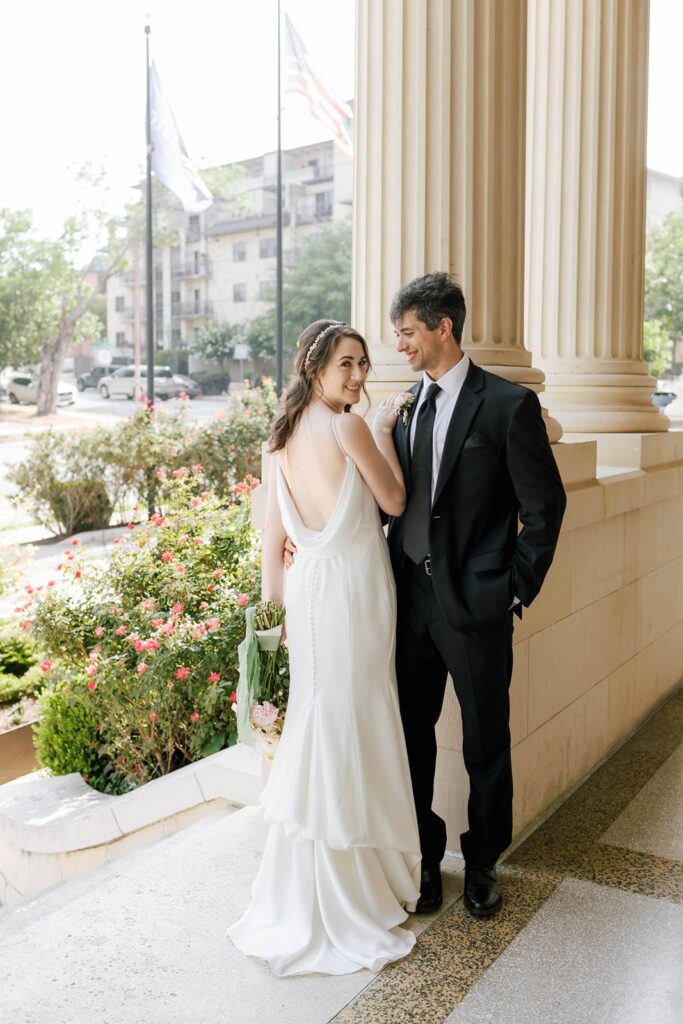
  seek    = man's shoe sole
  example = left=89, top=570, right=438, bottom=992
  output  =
left=463, top=895, right=502, bottom=918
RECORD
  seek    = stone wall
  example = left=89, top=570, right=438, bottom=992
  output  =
left=435, top=431, right=683, bottom=852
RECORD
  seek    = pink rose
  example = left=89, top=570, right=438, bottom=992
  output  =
left=213, top=568, right=224, bottom=579
left=137, top=662, right=148, bottom=675
left=208, top=672, right=221, bottom=683
left=87, top=680, right=97, bottom=692
left=94, top=626, right=105, bottom=638
left=176, top=666, right=189, bottom=680
left=115, top=625, right=127, bottom=636
left=171, top=603, right=185, bottom=614
left=190, top=711, right=200, bottom=722
left=149, top=711, right=158, bottom=723
left=86, top=665, right=97, bottom=677
left=161, top=551, right=174, bottom=563
left=40, top=660, right=53, bottom=672
left=249, top=701, right=280, bottom=729
left=206, top=617, right=220, bottom=630
left=237, top=594, right=249, bottom=608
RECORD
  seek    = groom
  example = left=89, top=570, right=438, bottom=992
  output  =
left=386, top=272, right=566, bottom=917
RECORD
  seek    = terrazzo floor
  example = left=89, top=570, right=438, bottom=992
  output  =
left=332, top=686, right=683, bottom=1024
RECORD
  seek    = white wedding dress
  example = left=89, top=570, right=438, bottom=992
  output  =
left=227, top=442, right=421, bottom=977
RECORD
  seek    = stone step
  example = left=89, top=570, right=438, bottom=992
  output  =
left=0, top=803, right=463, bottom=1024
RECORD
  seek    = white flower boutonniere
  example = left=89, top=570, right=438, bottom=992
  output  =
left=390, top=391, right=416, bottom=426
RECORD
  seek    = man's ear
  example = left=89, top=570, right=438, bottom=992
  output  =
left=440, top=316, right=454, bottom=342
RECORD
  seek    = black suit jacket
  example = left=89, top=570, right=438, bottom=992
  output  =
left=387, top=360, right=567, bottom=631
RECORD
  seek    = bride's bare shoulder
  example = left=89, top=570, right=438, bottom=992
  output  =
left=334, top=411, right=372, bottom=445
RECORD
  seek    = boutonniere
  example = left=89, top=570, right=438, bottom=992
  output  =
left=390, top=391, right=416, bottom=426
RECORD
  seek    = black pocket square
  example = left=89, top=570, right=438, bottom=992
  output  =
left=463, top=431, right=493, bottom=449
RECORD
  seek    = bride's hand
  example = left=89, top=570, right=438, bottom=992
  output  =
left=374, top=394, right=402, bottom=435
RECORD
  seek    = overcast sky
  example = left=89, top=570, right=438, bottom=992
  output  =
left=1, top=0, right=680, bottom=239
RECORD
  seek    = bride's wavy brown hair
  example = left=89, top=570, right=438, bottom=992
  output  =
left=268, top=320, right=372, bottom=452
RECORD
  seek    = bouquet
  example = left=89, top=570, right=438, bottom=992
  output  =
left=236, top=601, right=290, bottom=761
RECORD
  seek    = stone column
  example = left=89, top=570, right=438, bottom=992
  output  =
left=525, top=0, right=668, bottom=433
left=353, top=0, right=562, bottom=440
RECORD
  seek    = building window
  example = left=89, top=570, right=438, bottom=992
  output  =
left=259, top=237, right=277, bottom=258
left=233, top=242, right=246, bottom=262
left=115, top=331, right=126, bottom=347
left=172, top=328, right=182, bottom=343
left=315, top=191, right=333, bottom=218
left=194, top=288, right=201, bottom=313
left=115, top=296, right=125, bottom=312
left=233, top=283, right=247, bottom=302
left=193, top=250, right=201, bottom=273
left=188, top=214, right=200, bottom=239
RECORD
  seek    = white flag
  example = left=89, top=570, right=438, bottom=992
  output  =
left=149, top=62, right=212, bottom=213
left=284, top=14, right=353, bottom=157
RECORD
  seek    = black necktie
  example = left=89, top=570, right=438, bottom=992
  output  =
left=403, top=382, right=441, bottom=564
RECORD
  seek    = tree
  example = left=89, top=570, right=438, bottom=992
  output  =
left=643, top=319, right=671, bottom=380
left=242, top=219, right=352, bottom=360
left=0, top=168, right=131, bottom=415
left=193, top=321, right=244, bottom=370
left=645, top=210, right=683, bottom=353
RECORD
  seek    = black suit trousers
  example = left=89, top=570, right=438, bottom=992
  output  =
left=395, top=558, right=514, bottom=867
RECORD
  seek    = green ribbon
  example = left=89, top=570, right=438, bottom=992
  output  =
left=236, top=605, right=260, bottom=746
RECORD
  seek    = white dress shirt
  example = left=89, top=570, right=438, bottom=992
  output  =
left=409, top=353, right=470, bottom=499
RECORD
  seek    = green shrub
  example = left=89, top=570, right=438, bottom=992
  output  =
left=9, top=382, right=276, bottom=536
left=0, top=630, right=37, bottom=677
left=49, top=479, right=113, bottom=535
left=34, top=672, right=114, bottom=790
left=190, top=370, right=231, bottom=395
left=0, top=663, right=45, bottom=704
left=25, top=473, right=261, bottom=792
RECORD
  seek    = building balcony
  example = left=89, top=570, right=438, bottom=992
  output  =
left=119, top=307, right=147, bottom=322
left=178, top=301, right=213, bottom=318
left=179, top=257, right=210, bottom=278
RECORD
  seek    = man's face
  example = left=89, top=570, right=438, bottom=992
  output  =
left=393, top=308, right=446, bottom=375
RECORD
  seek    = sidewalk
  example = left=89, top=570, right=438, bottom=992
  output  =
left=0, top=403, right=112, bottom=443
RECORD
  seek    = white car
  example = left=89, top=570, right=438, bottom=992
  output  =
left=5, top=373, right=76, bottom=406
left=98, top=365, right=180, bottom=400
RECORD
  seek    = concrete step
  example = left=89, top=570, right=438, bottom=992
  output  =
left=0, top=804, right=463, bottom=1024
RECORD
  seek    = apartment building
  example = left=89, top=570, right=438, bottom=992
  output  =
left=106, top=139, right=353, bottom=363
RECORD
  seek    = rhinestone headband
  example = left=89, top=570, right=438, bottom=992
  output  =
left=304, top=322, right=345, bottom=369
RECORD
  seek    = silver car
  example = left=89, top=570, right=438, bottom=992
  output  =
left=5, top=372, right=76, bottom=406
left=98, top=365, right=179, bottom=401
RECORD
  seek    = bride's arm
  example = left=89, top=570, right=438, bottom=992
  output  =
left=261, top=456, right=287, bottom=605
left=335, top=412, right=406, bottom=517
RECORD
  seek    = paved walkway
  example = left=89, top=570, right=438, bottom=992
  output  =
left=0, top=689, right=680, bottom=1024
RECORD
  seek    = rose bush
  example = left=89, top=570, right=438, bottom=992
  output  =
left=28, top=470, right=262, bottom=793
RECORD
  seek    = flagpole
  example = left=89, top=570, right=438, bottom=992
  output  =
left=145, top=24, right=155, bottom=409
left=145, top=23, right=156, bottom=516
left=275, top=0, right=284, bottom=397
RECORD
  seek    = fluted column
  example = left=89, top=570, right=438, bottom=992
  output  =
left=353, top=0, right=562, bottom=440
left=525, top=0, right=668, bottom=432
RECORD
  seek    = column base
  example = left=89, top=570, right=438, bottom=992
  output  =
left=542, top=378, right=670, bottom=434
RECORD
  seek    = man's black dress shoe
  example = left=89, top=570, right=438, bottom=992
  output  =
left=415, top=864, right=443, bottom=914
left=463, top=863, right=502, bottom=918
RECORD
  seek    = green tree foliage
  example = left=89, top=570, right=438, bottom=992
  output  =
left=243, top=219, right=352, bottom=359
left=645, top=211, right=683, bottom=343
left=642, top=319, right=671, bottom=380
left=193, top=320, right=244, bottom=369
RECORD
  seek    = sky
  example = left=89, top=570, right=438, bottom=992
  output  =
left=0, top=0, right=681, bottom=240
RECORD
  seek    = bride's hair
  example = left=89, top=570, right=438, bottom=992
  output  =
left=268, top=319, right=372, bottom=452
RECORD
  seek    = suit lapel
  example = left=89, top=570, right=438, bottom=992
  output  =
left=393, top=380, right=422, bottom=491
left=432, top=361, right=484, bottom=508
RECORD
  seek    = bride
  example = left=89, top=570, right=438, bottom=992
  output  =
left=228, top=320, right=421, bottom=976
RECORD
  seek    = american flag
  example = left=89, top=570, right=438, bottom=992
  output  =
left=284, top=13, right=353, bottom=157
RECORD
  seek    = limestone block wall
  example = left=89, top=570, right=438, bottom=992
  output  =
left=435, top=431, right=683, bottom=853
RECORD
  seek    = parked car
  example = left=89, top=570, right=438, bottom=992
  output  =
left=97, top=365, right=200, bottom=400
left=5, top=373, right=76, bottom=406
left=76, top=366, right=111, bottom=392
left=171, top=374, right=203, bottom=399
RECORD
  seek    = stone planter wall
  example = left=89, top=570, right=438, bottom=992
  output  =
left=0, top=743, right=260, bottom=907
